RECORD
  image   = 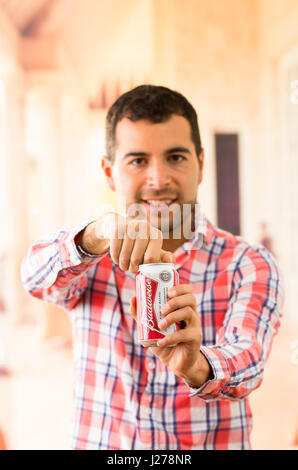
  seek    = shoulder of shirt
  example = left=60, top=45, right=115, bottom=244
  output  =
left=206, top=219, right=278, bottom=266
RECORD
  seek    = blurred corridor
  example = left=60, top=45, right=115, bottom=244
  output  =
left=0, top=0, right=297, bottom=449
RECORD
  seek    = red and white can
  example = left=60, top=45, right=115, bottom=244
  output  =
left=136, top=263, right=180, bottom=347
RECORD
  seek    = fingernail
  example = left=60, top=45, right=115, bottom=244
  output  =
left=158, top=319, right=167, bottom=330
left=168, top=290, right=176, bottom=297
left=157, top=338, right=165, bottom=346
left=161, top=303, right=169, bottom=313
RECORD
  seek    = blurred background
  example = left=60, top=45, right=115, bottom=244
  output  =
left=0, top=0, right=297, bottom=450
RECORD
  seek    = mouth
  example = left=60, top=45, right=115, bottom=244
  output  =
left=139, top=199, right=178, bottom=216
left=140, top=198, right=178, bottom=208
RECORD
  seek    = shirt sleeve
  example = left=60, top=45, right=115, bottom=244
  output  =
left=20, top=220, right=108, bottom=311
left=188, top=245, right=284, bottom=401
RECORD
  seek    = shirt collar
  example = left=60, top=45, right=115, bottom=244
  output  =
left=183, top=204, right=213, bottom=252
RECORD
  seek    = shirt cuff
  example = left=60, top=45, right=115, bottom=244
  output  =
left=59, top=219, right=107, bottom=268
left=73, top=220, right=110, bottom=264
left=76, top=244, right=101, bottom=258
left=187, top=345, right=230, bottom=399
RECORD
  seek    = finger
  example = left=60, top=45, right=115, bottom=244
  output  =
left=128, top=237, right=150, bottom=273
left=118, top=235, right=135, bottom=271
left=126, top=218, right=150, bottom=240
left=110, top=237, right=123, bottom=265
left=156, top=327, right=200, bottom=348
left=160, top=250, right=176, bottom=264
left=143, top=237, right=163, bottom=264
left=158, top=306, right=196, bottom=330
left=161, top=294, right=197, bottom=315
left=167, top=283, right=194, bottom=298
left=129, top=296, right=137, bottom=321
left=109, top=216, right=126, bottom=265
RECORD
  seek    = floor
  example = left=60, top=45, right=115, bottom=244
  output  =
left=0, top=311, right=297, bottom=450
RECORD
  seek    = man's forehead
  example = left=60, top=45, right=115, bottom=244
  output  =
left=114, top=115, right=193, bottom=147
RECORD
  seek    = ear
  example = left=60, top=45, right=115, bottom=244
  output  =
left=101, top=156, right=116, bottom=192
left=198, top=149, right=204, bottom=185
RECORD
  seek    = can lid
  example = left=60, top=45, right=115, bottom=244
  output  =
left=139, top=263, right=174, bottom=267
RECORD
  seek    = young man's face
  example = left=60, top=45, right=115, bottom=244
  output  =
left=102, top=114, right=204, bottom=236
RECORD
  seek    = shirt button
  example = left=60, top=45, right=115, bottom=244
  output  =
left=146, top=408, right=152, bottom=416
left=148, top=361, right=156, bottom=370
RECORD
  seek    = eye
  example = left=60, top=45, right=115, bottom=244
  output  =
left=169, top=154, right=186, bottom=163
left=129, top=158, right=146, bottom=166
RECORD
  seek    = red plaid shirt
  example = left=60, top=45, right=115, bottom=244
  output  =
left=21, top=209, right=283, bottom=450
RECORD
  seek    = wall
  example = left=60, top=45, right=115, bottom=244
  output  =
left=258, top=0, right=298, bottom=319
left=249, top=0, right=298, bottom=448
left=153, top=0, right=260, bottom=243
left=0, top=4, right=25, bottom=449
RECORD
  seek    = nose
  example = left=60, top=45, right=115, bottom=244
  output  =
left=146, top=158, right=171, bottom=189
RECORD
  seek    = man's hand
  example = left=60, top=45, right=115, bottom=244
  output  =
left=76, top=212, right=176, bottom=273
left=129, top=284, right=213, bottom=388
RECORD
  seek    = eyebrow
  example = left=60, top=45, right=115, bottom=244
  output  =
left=123, top=146, right=192, bottom=159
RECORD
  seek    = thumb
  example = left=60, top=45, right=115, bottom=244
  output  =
left=160, top=250, right=176, bottom=264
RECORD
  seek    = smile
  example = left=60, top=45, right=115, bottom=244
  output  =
left=141, top=199, right=177, bottom=208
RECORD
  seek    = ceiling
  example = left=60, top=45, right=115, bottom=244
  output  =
left=0, top=0, right=58, bottom=35
left=0, top=0, right=153, bottom=99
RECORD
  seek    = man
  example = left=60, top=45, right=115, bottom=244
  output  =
left=21, top=85, right=283, bottom=450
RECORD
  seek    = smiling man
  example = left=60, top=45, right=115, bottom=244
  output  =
left=21, top=85, right=283, bottom=450
left=102, top=113, right=202, bottom=251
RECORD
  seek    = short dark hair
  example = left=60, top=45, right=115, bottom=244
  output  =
left=105, top=84, right=202, bottom=162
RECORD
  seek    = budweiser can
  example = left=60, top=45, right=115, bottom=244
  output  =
left=136, top=263, right=180, bottom=347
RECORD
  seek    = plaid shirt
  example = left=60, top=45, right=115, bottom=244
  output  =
left=21, top=208, right=283, bottom=450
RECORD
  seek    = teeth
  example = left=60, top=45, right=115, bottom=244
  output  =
left=146, top=200, right=174, bottom=206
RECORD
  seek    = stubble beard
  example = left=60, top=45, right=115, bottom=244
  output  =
left=123, top=198, right=197, bottom=241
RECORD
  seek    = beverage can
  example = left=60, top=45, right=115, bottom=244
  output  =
left=136, top=263, right=180, bottom=347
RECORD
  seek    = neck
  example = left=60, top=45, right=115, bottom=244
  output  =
left=161, top=210, right=195, bottom=253
left=162, top=236, right=188, bottom=253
